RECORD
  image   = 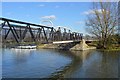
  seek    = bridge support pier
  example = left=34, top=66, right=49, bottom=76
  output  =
left=70, top=39, right=96, bottom=51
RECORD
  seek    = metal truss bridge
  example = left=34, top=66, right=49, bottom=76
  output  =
left=0, top=18, right=83, bottom=43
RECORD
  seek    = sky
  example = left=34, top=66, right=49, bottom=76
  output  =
left=1, top=2, right=93, bottom=35
left=1, top=0, right=119, bottom=2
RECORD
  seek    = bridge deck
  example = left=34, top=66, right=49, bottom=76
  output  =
left=52, top=40, right=97, bottom=44
left=53, top=40, right=80, bottom=44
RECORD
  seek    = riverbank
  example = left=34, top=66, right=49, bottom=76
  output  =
left=2, top=40, right=120, bottom=51
left=37, top=39, right=96, bottom=51
left=97, top=44, right=120, bottom=51
left=37, top=43, right=120, bottom=51
left=99, top=47, right=120, bottom=51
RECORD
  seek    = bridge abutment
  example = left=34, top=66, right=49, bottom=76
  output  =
left=70, top=39, right=96, bottom=51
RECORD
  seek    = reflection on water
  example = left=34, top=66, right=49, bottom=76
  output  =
left=56, top=50, right=119, bottom=78
left=49, top=50, right=119, bottom=78
left=11, top=49, right=37, bottom=64
left=50, top=50, right=95, bottom=78
left=2, top=48, right=120, bottom=78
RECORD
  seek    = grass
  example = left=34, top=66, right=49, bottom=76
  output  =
left=87, top=41, right=120, bottom=51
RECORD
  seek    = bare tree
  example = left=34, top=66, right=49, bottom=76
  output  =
left=86, top=2, right=118, bottom=49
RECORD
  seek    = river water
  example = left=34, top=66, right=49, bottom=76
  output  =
left=1, top=48, right=120, bottom=78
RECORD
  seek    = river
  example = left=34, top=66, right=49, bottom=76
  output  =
left=1, top=48, right=120, bottom=78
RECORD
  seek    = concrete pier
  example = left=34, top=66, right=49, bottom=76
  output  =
left=70, top=39, right=96, bottom=51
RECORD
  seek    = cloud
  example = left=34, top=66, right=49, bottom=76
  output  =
left=41, top=15, right=56, bottom=20
left=38, top=4, right=45, bottom=7
left=83, top=10, right=95, bottom=15
left=55, top=5, right=60, bottom=8
left=76, top=21, right=84, bottom=24
left=83, top=9, right=109, bottom=15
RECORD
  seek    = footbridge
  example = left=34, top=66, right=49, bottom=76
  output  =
left=0, top=18, right=83, bottom=43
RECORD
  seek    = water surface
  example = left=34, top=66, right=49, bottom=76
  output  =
left=1, top=48, right=120, bottom=78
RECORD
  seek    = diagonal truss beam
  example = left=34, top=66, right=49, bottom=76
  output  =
left=28, top=25, right=36, bottom=42
left=6, top=21, right=19, bottom=43
left=42, top=27, right=48, bottom=43
left=4, top=28, right=10, bottom=39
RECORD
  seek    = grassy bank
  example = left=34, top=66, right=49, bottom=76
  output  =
left=87, top=41, right=120, bottom=51
left=99, top=47, right=120, bottom=51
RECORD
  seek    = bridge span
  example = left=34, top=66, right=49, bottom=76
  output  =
left=0, top=18, right=83, bottom=43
